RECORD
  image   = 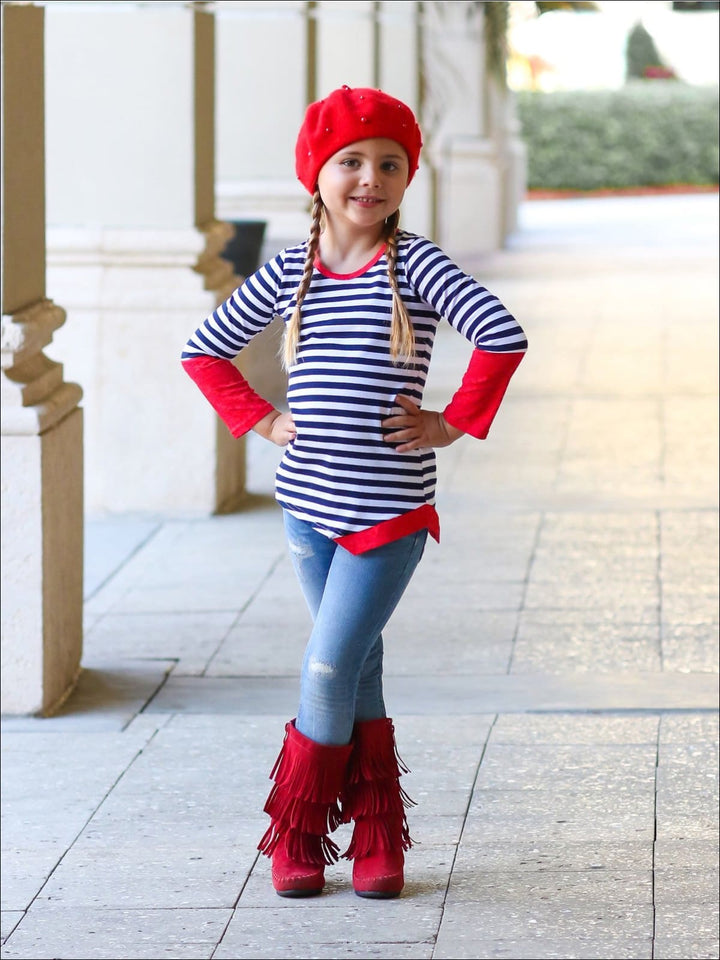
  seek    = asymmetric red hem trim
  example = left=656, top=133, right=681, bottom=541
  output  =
left=335, top=504, right=440, bottom=555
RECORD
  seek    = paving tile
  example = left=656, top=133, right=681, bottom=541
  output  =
left=386, top=609, right=517, bottom=675
left=512, top=620, right=661, bottom=673
left=655, top=868, right=720, bottom=905
left=85, top=611, right=238, bottom=675
left=398, top=714, right=496, bottom=745
left=404, top=788, right=473, bottom=819
left=1, top=728, right=157, bottom=909
left=654, top=838, right=720, bottom=875
left=654, top=941, right=720, bottom=960
left=84, top=518, right=161, bottom=600
left=436, top=940, right=652, bottom=960
left=654, top=902, right=720, bottom=945
left=656, top=782, right=719, bottom=822
left=523, top=577, right=659, bottom=620
left=660, top=714, right=719, bottom=742
left=433, top=900, right=653, bottom=959
left=0, top=904, right=231, bottom=959
left=37, top=855, right=250, bottom=910
left=460, top=811, right=654, bottom=844
left=490, top=714, right=660, bottom=745
left=206, top=616, right=308, bottom=677
left=0, top=912, right=23, bottom=943
left=447, top=866, right=652, bottom=905
left=474, top=743, right=658, bottom=788
left=662, top=623, right=720, bottom=672
left=655, top=817, right=719, bottom=841
left=450, top=839, right=653, bottom=874
left=468, top=784, right=656, bottom=821
left=143, top=675, right=301, bottom=716
left=215, top=903, right=441, bottom=960
left=462, top=785, right=656, bottom=844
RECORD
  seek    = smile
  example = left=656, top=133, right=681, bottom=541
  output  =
left=350, top=196, right=383, bottom=206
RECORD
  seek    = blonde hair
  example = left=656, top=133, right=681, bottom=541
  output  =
left=282, top=198, right=416, bottom=370
left=383, top=209, right=416, bottom=366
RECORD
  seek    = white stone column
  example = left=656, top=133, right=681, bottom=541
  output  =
left=215, top=0, right=309, bottom=253
left=418, top=2, right=519, bottom=264
left=316, top=0, right=375, bottom=93
left=45, top=1, right=239, bottom=516
left=1, top=3, right=84, bottom=715
left=377, top=0, right=432, bottom=238
left=488, top=74, right=528, bottom=243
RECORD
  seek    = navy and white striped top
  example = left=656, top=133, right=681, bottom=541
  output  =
left=182, top=230, right=527, bottom=547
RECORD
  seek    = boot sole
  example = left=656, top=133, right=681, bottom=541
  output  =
left=275, top=887, right=323, bottom=898
left=354, top=889, right=401, bottom=899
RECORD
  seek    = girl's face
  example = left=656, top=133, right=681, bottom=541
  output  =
left=317, top=138, right=410, bottom=234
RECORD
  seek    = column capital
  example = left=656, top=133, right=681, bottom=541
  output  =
left=1, top=298, right=83, bottom=436
left=194, top=218, right=238, bottom=304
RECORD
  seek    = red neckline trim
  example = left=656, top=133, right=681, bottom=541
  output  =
left=314, top=244, right=387, bottom=280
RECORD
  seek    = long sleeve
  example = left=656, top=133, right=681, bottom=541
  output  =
left=181, top=251, right=290, bottom=437
left=404, top=237, right=528, bottom=354
left=182, top=356, right=275, bottom=438
left=403, top=235, right=527, bottom=438
left=443, top=348, right=524, bottom=439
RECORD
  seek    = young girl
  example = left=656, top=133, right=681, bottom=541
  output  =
left=181, top=85, right=527, bottom=900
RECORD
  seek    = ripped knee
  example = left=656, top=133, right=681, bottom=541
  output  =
left=308, top=657, right=336, bottom=677
left=288, top=538, right=314, bottom=561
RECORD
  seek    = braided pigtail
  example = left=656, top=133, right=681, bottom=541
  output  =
left=283, top=189, right=324, bottom=370
left=385, top=211, right=415, bottom=366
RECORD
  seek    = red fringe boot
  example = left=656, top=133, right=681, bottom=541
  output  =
left=258, top=720, right=352, bottom=897
left=340, top=717, right=415, bottom=899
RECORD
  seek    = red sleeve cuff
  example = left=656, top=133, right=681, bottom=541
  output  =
left=182, top=356, right=275, bottom=437
left=443, top=349, right=524, bottom=440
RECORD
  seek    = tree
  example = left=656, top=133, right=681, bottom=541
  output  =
left=626, top=21, right=676, bottom=80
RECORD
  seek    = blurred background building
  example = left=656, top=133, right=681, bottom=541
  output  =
left=508, top=0, right=719, bottom=90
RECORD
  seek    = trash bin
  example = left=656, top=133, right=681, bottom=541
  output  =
left=220, top=220, right=267, bottom=278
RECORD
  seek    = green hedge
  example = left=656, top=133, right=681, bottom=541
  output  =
left=515, top=84, right=719, bottom=190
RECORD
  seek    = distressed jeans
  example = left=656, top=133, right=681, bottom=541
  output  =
left=283, top=510, right=428, bottom=746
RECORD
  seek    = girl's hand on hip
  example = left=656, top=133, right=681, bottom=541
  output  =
left=383, top=395, right=464, bottom=452
left=253, top=410, right=297, bottom=446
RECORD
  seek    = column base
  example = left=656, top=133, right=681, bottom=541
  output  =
left=1, top=407, right=84, bottom=715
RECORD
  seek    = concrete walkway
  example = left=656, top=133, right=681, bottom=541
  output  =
left=2, top=193, right=718, bottom=960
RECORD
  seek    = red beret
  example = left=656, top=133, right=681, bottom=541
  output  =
left=295, top=85, right=423, bottom=195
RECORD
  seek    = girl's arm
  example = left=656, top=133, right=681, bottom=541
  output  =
left=403, top=237, right=528, bottom=441
left=442, top=348, right=524, bottom=439
left=181, top=255, right=289, bottom=440
left=181, top=355, right=276, bottom=437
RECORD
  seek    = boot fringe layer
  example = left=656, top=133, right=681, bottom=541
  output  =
left=343, top=718, right=411, bottom=785
left=269, top=724, right=352, bottom=804
left=341, top=814, right=412, bottom=861
left=341, top=779, right=414, bottom=821
left=258, top=720, right=352, bottom=873
left=264, top=789, right=344, bottom=836
left=340, top=718, right=415, bottom=864
left=259, top=823, right=341, bottom=866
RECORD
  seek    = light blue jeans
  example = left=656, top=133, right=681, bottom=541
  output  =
left=283, top=511, right=428, bottom=747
